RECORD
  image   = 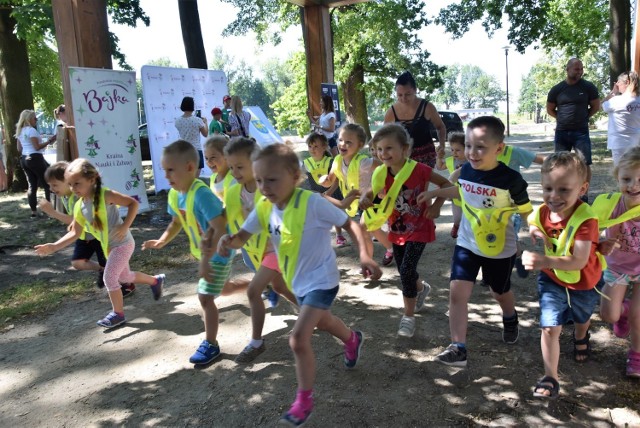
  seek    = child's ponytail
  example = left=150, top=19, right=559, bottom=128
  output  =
left=93, top=175, right=103, bottom=231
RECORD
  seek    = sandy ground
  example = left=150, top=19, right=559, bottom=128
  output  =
left=1, top=130, right=640, bottom=427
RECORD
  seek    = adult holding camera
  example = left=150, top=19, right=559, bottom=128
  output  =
left=307, top=94, right=338, bottom=156
left=175, top=96, right=208, bottom=171
left=227, top=96, right=251, bottom=138
left=384, top=71, right=446, bottom=168
left=602, top=71, right=640, bottom=165
left=16, top=109, right=55, bottom=217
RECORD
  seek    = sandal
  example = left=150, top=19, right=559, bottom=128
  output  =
left=573, top=330, right=591, bottom=363
left=533, top=375, right=560, bottom=399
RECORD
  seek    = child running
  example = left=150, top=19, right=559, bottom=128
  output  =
left=224, top=137, right=297, bottom=363
left=418, top=116, right=532, bottom=366
left=436, top=131, right=467, bottom=238
left=320, top=123, right=395, bottom=265
left=360, top=123, right=452, bottom=337
left=203, top=134, right=234, bottom=202
left=593, top=146, right=640, bottom=378
left=142, top=140, right=247, bottom=365
left=303, top=132, right=346, bottom=246
left=218, top=143, right=382, bottom=427
left=35, top=158, right=164, bottom=328
left=39, top=161, right=134, bottom=297
left=522, top=151, right=603, bottom=398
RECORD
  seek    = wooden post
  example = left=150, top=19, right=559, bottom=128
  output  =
left=51, top=0, right=112, bottom=160
left=301, top=5, right=334, bottom=119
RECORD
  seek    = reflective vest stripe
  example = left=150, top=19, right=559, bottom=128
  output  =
left=168, top=179, right=208, bottom=259
left=73, top=186, right=110, bottom=256
left=332, top=153, right=367, bottom=216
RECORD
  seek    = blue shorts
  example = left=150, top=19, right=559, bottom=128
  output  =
left=197, top=150, right=204, bottom=169
left=296, top=286, right=339, bottom=310
left=72, top=238, right=106, bottom=266
left=537, top=272, right=602, bottom=327
left=328, top=135, right=337, bottom=149
left=450, top=245, right=515, bottom=294
left=554, top=129, right=592, bottom=165
left=512, top=213, right=522, bottom=235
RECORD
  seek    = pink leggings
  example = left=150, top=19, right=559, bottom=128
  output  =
left=103, top=241, right=136, bottom=291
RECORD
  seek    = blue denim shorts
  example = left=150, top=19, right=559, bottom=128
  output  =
left=296, top=286, right=339, bottom=310
left=537, top=272, right=602, bottom=327
left=554, top=129, right=592, bottom=165
left=450, top=245, right=515, bottom=294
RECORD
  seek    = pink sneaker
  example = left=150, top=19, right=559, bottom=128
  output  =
left=336, top=235, right=347, bottom=247
left=614, top=299, right=631, bottom=338
left=627, top=349, right=640, bottom=378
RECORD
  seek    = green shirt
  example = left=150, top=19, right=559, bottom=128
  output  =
left=209, top=119, right=224, bottom=135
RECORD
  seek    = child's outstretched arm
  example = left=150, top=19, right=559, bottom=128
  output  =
left=38, top=199, right=73, bottom=225
left=521, top=239, right=591, bottom=272
left=199, top=215, right=228, bottom=281
left=34, top=219, right=82, bottom=256
left=318, top=172, right=336, bottom=188
left=104, top=189, right=138, bottom=242
left=425, top=174, right=454, bottom=219
left=435, top=157, right=447, bottom=171
left=358, top=189, right=375, bottom=210
left=217, top=229, right=253, bottom=257
left=142, top=217, right=183, bottom=250
left=533, top=153, right=546, bottom=165
left=416, top=185, right=459, bottom=206
left=325, top=188, right=360, bottom=210
left=341, top=218, right=382, bottom=280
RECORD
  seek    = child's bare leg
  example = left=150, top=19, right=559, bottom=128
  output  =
left=600, top=282, right=627, bottom=323
left=536, top=325, right=562, bottom=396
left=131, top=271, right=159, bottom=285
left=220, top=277, right=250, bottom=296
left=449, top=280, right=474, bottom=343
left=631, top=285, right=640, bottom=352
left=371, top=228, right=392, bottom=251
left=247, top=266, right=278, bottom=340
left=108, top=289, right=124, bottom=313
left=71, top=259, right=102, bottom=272
left=573, top=321, right=591, bottom=362
left=335, top=225, right=343, bottom=237
left=271, top=273, right=297, bottom=305
left=199, top=294, right=219, bottom=344
left=491, top=289, right=517, bottom=317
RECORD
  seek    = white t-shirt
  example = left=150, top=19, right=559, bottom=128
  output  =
left=242, top=193, right=348, bottom=297
left=603, top=93, right=640, bottom=150
left=318, top=112, right=336, bottom=139
left=174, top=115, right=205, bottom=151
left=340, top=157, right=374, bottom=193
left=19, top=127, right=43, bottom=156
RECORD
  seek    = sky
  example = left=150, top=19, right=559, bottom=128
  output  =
left=110, top=0, right=543, bottom=112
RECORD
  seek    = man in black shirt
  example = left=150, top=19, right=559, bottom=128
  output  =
left=546, top=58, right=600, bottom=201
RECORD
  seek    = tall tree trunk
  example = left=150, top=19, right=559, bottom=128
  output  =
left=0, top=7, right=32, bottom=191
left=342, top=64, right=370, bottom=138
left=177, top=0, right=207, bottom=69
left=609, top=0, right=631, bottom=86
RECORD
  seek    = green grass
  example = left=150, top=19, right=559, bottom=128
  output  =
left=0, top=278, right=92, bottom=325
left=590, top=135, right=612, bottom=161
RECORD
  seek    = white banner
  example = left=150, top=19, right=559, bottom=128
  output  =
left=245, top=106, right=283, bottom=147
left=141, top=66, right=228, bottom=192
left=69, top=67, right=149, bottom=212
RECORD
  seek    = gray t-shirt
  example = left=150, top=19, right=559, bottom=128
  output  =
left=81, top=198, right=133, bottom=248
left=547, top=79, right=599, bottom=131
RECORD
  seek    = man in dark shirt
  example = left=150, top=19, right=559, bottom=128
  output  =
left=546, top=58, right=600, bottom=200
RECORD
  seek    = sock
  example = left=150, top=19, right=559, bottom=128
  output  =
left=503, top=311, right=518, bottom=321
left=115, top=311, right=124, bottom=318
left=152, top=277, right=159, bottom=285
left=249, top=338, right=263, bottom=349
left=343, top=330, right=357, bottom=346
left=452, top=341, right=466, bottom=351
left=295, top=389, right=313, bottom=410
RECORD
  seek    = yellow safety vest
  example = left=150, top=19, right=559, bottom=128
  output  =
left=460, top=190, right=518, bottom=257
left=331, top=153, right=368, bottom=216
left=498, top=145, right=513, bottom=166
left=168, top=179, right=208, bottom=259
left=73, top=186, right=110, bottom=257
left=528, top=203, right=605, bottom=284
left=363, top=160, right=417, bottom=231
left=591, top=192, right=640, bottom=230
left=256, top=188, right=311, bottom=291
left=445, top=156, right=456, bottom=174
left=224, top=183, right=270, bottom=271
left=210, top=172, right=234, bottom=203
left=63, top=193, right=86, bottom=240
left=304, top=156, right=332, bottom=186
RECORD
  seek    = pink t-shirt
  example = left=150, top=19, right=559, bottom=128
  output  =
left=381, top=162, right=436, bottom=245
left=605, top=198, right=640, bottom=275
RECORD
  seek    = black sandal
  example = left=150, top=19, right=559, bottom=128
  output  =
left=573, top=330, right=591, bottom=363
left=533, top=375, right=560, bottom=399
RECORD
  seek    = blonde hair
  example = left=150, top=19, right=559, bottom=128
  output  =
left=253, top=143, right=302, bottom=182
left=225, top=137, right=257, bottom=158
left=619, top=71, right=640, bottom=97
left=66, top=158, right=104, bottom=230
left=15, top=109, right=36, bottom=138
left=614, top=146, right=640, bottom=178
left=230, top=96, right=243, bottom=114
left=204, top=134, right=229, bottom=155
left=340, top=123, right=367, bottom=146
left=163, top=139, right=199, bottom=165
left=370, top=123, right=413, bottom=151
left=541, top=151, right=588, bottom=181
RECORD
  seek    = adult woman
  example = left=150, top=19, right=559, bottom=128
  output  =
left=384, top=71, right=446, bottom=168
left=602, top=71, right=640, bottom=165
left=228, top=96, right=251, bottom=138
left=307, top=94, right=338, bottom=156
left=175, top=96, right=208, bottom=170
left=16, top=109, right=55, bottom=217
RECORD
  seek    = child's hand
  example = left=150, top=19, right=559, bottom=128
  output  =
left=198, top=262, right=214, bottom=282
left=112, top=224, right=127, bottom=242
left=425, top=204, right=441, bottom=219
left=361, top=257, right=382, bottom=280
left=530, top=226, right=551, bottom=249
left=416, top=191, right=432, bottom=206
left=598, top=237, right=620, bottom=256
left=217, top=234, right=233, bottom=257
left=319, top=175, right=330, bottom=186
left=34, top=243, right=55, bottom=256
left=342, top=189, right=360, bottom=208
left=521, top=250, right=546, bottom=271
left=358, top=194, right=373, bottom=210
left=38, top=199, right=54, bottom=214
left=142, top=239, right=164, bottom=251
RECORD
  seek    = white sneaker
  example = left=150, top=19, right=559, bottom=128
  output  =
left=397, top=316, right=416, bottom=338
left=415, top=281, right=432, bottom=312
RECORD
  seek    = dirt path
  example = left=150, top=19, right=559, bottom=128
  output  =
left=1, top=132, right=639, bottom=427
